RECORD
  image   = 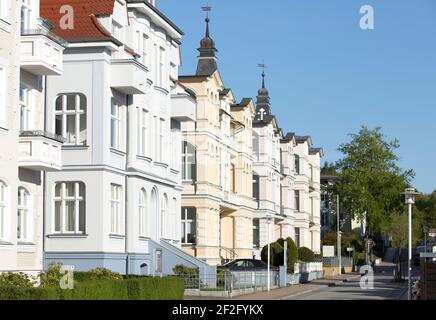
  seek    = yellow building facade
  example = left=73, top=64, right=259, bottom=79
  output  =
left=179, top=17, right=256, bottom=265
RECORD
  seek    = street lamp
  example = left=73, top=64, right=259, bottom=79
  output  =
left=402, top=187, right=419, bottom=301
left=267, top=214, right=272, bottom=291
left=336, top=194, right=342, bottom=275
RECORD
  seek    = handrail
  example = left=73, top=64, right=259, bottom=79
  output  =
left=19, top=130, right=65, bottom=143
left=21, top=28, right=68, bottom=48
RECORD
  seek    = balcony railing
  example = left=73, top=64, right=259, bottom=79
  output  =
left=21, top=28, right=68, bottom=48
left=19, top=130, right=65, bottom=143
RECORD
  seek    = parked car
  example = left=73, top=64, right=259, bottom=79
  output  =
left=217, top=259, right=278, bottom=271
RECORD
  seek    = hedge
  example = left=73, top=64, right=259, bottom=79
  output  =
left=0, top=277, right=184, bottom=300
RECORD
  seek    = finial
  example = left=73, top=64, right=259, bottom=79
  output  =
left=202, top=4, right=212, bottom=38
left=257, top=62, right=267, bottom=89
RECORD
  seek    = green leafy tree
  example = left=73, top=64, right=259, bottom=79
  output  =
left=332, top=127, right=414, bottom=261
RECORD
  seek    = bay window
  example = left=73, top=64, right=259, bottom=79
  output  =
left=55, top=93, right=87, bottom=145
left=53, top=182, right=85, bottom=234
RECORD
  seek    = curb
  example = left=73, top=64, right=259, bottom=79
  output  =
left=278, top=285, right=329, bottom=300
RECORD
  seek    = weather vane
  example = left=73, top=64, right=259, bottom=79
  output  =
left=201, top=4, right=212, bottom=19
left=257, top=61, right=267, bottom=75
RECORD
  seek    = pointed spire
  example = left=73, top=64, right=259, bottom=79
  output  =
left=196, top=5, right=218, bottom=76
left=261, top=70, right=266, bottom=89
left=255, top=62, right=271, bottom=118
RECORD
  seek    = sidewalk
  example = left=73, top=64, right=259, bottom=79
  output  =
left=231, top=273, right=361, bottom=300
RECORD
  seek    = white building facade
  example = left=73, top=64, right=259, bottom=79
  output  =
left=40, top=0, right=206, bottom=275
left=1, top=0, right=66, bottom=275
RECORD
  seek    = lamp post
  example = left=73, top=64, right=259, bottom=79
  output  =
left=267, top=215, right=272, bottom=291
left=402, top=187, right=419, bottom=301
left=337, top=194, right=342, bottom=275
left=424, top=226, right=429, bottom=253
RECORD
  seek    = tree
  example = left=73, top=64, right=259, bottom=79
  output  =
left=333, top=126, right=414, bottom=261
left=321, top=161, right=338, bottom=176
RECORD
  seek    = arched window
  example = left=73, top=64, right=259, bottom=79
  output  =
left=294, top=154, right=300, bottom=174
left=139, top=189, right=147, bottom=237
left=172, top=197, right=177, bottom=240
left=17, top=187, right=31, bottom=241
left=182, top=141, right=196, bottom=181
left=0, top=181, right=8, bottom=240
left=53, top=182, right=85, bottom=234
left=150, top=187, right=158, bottom=239
left=161, top=194, right=168, bottom=239
left=55, top=93, right=87, bottom=145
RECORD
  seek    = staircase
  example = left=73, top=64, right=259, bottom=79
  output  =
left=220, top=247, right=238, bottom=264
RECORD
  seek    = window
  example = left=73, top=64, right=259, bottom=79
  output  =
left=55, top=94, right=87, bottom=145
left=295, top=227, right=300, bottom=247
left=0, top=181, right=7, bottom=240
left=111, top=20, right=122, bottom=41
left=181, top=207, right=196, bottom=244
left=252, top=132, right=259, bottom=159
left=110, top=184, right=122, bottom=235
left=111, top=102, right=121, bottom=149
left=139, top=189, right=147, bottom=237
left=53, top=182, right=85, bottom=234
left=0, top=67, right=5, bottom=127
left=141, top=33, right=148, bottom=66
left=20, top=0, right=32, bottom=31
left=253, top=219, right=260, bottom=249
left=138, top=109, right=148, bottom=156
left=295, top=190, right=300, bottom=212
left=17, top=187, right=31, bottom=241
left=294, top=155, right=300, bottom=174
left=252, top=174, right=260, bottom=207
left=182, top=142, right=196, bottom=181
left=158, top=119, right=165, bottom=162
left=0, top=1, right=10, bottom=22
left=158, top=47, right=165, bottom=87
left=161, top=194, right=168, bottom=238
left=19, top=87, right=30, bottom=131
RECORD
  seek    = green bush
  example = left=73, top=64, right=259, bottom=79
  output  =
left=39, top=262, right=64, bottom=287
left=261, top=241, right=283, bottom=267
left=0, top=272, right=35, bottom=288
left=277, top=237, right=299, bottom=272
left=298, top=247, right=315, bottom=262
left=74, top=268, right=122, bottom=282
left=172, top=264, right=198, bottom=276
left=0, top=277, right=184, bottom=300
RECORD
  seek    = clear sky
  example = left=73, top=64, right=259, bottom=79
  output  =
left=159, top=0, right=436, bottom=194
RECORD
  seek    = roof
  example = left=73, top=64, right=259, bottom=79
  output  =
left=296, top=135, right=312, bottom=144
left=309, top=147, right=325, bottom=157
left=231, top=98, right=253, bottom=109
left=281, top=132, right=295, bottom=143
left=40, top=0, right=119, bottom=44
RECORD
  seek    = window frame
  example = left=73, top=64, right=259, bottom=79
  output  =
left=181, top=207, right=196, bottom=245
left=0, top=181, right=8, bottom=241
left=138, top=188, right=147, bottom=237
left=53, top=182, right=86, bottom=234
left=17, top=187, right=31, bottom=242
left=54, top=93, right=87, bottom=145
left=110, top=101, right=122, bottom=150
left=19, top=86, right=30, bottom=131
left=110, top=184, right=123, bottom=235
left=181, top=141, right=196, bottom=181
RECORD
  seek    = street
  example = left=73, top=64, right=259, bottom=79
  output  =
left=291, top=267, right=408, bottom=300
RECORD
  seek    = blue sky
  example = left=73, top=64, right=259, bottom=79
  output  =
left=160, top=0, right=436, bottom=194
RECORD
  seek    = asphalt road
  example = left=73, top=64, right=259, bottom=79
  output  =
left=290, top=267, right=409, bottom=300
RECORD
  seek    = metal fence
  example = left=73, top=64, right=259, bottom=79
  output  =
left=314, top=256, right=354, bottom=267
left=176, top=270, right=279, bottom=292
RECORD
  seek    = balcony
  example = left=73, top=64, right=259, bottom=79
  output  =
left=20, top=29, right=67, bottom=76
left=110, top=59, right=147, bottom=94
left=171, top=92, right=196, bottom=122
left=19, top=131, right=64, bottom=171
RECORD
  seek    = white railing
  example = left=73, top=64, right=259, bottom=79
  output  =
left=294, top=262, right=323, bottom=274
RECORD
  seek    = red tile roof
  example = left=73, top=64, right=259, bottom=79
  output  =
left=40, top=0, right=116, bottom=42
